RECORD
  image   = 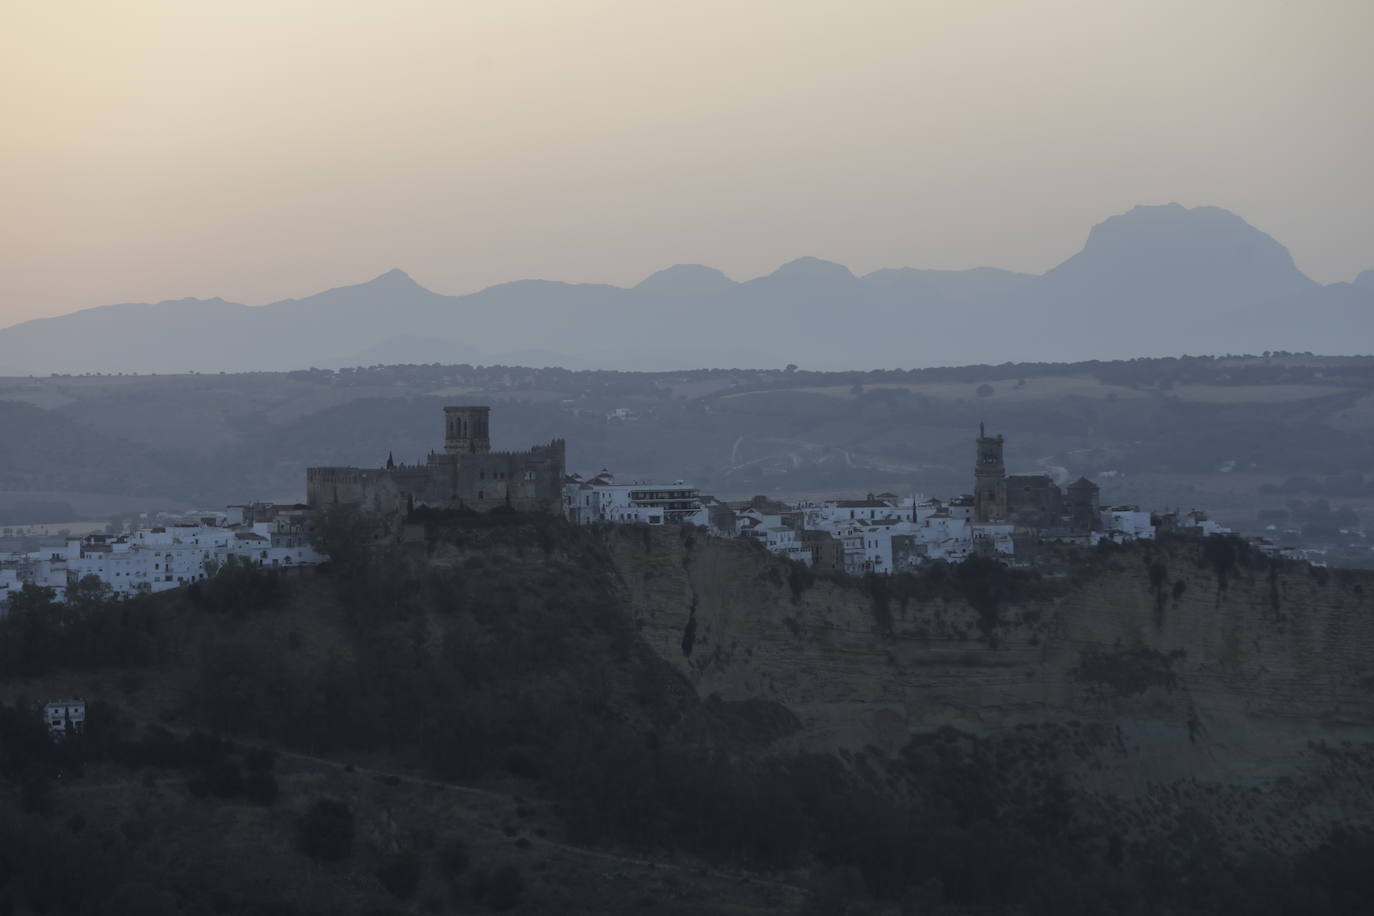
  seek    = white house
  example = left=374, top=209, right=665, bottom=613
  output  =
left=760, top=525, right=811, bottom=564
left=1098, top=508, right=1156, bottom=542
left=44, top=698, right=85, bottom=737
left=971, top=523, right=1016, bottom=556
left=0, top=564, right=20, bottom=607
left=1, top=508, right=323, bottom=605
left=565, top=474, right=708, bottom=527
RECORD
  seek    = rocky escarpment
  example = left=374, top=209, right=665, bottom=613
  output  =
left=601, top=527, right=1374, bottom=852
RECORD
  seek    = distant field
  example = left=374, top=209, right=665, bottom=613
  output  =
left=1331, top=392, right=1374, bottom=428
left=724, top=376, right=1152, bottom=402
left=1168, top=384, right=1355, bottom=403
left=662, top=378, right=741, bottom=399
left=0, top=489, right=192, bottom=526
left=723, top=377, right=1362, bottom=407
left=0, top=520, right=106, bottom=537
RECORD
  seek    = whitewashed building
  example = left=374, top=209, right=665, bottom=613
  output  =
left=1097, top=508, right=1156, bottom=542
left=1, top=506, right=323, bottom=605
left=44, top=698, right=85, bottom=737
left=747, top=496, right=1014, bottom=572
left=0, top=564, right=21, bottom=604
left=564, top=473, right=708, bottom=527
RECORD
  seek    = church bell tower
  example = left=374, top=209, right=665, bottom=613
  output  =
left=444, top=406, right=491, bottom=454
left=974, top=423, right=1007, bottom=523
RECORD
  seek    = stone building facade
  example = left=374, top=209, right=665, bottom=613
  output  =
left=1005, top=474, right=1064, bottom=528
left=974, top=424, right=1008, bottom=524
left=306, top=406, right=565, bottom=516
left=973, top=425, right=1100, bottom=531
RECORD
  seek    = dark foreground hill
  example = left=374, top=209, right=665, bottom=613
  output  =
left=3, top=515, right=1374, bottom=913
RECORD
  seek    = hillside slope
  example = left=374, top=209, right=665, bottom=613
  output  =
left=5, top=519, right=1374, bottom=912
left=612, top=528, right=1374, bottom=786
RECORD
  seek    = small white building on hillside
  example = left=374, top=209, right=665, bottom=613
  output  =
left=44, top=698, right=85, bottom=737
left=1098, top=507, right=1156, bottom=542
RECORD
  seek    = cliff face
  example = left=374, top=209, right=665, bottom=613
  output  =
left=603, top=527, right=1374, bottom=795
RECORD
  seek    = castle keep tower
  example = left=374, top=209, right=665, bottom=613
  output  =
left=307, top=405, right=564, bottom=515
left=974, top=423, right=1007, bottom=523
left=444, top=406, right=490, bottom=454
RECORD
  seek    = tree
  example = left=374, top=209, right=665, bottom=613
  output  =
left=196, top=639, right=288, bottom=735
left=376, top=850, right=423, bottom=899
left=436, top=836, right=470, bottom=880
left=472, top=864, right=523, bottom=911
left=67, top=573, right=113, bottom=608
left=311, top=504, right=374, bottom=569
left=0, top=584, right=62, bottom=674
left=296, top=798, right=355, bottom=861
left=198, top=555, right=285, bottom=615
left=976, top=383, right=995, bottom=397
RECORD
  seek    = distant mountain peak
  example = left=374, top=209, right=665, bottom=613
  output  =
left=1081, top=203, right=1291, bottom=255
left=1047, top=202, right=1316, bottom=294
left=767, top=257, right=855, bottom=282
left=1354, top=269, right=1374, bottom=291
left=363, top=268, right=421, bottom=288
left=634, top=264, right=736, bottom=297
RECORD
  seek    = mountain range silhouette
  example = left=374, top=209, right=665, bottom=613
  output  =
left=2, top=203, right=1370, bottom=374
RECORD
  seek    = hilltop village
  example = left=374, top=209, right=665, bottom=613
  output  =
left=0, top=503, right=321, bottom=604
left=3, top=404, right=1246, bottom=603
left=567, top=421, right=1234, bottom=574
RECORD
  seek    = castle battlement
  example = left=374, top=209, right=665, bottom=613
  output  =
left=306, top=408, right=565, bottom=515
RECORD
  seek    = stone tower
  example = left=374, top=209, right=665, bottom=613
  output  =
left=444, top=406, right=491, bottom=454
left=974, top=423, right=1007, bottom=523
left=1067, top=476, right=1101, bottom=531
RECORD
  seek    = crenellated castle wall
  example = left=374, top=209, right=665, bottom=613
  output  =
left=306, top=408, right=564, bottom=515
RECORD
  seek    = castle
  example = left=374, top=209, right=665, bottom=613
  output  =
left=974, top=424, right=1100, bottom=530
left=306, top=406, right=565, bottom=515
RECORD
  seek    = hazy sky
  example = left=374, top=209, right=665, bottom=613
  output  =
left=2, top=0, right=1371, bottom=326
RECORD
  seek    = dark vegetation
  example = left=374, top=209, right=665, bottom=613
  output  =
left=5, top=515, right=1374, bottom=913
left=188, top=555, right=290, bottom=614
left=0, top=576, right=170, bottom=675
left=296, top=798, right=355, bottom=862
left=0, top=697, right=281, bottom=809
left=0, top=559, right=287, bottom=678
left=0, top=809, right=322, bottom=916
left=209, top=516, right=1374, bottom=911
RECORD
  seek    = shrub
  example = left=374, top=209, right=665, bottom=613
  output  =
left=436, top=836, right=470, bottom=879
left=471, top=864, right=523, bottom=911
left=198, top=556, right=287, bottom=615
left=377, top=850, right=423, bottom=899
left=296, top=798, right=355, bottom=862
left=244, top=770, right=279, bottom=806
